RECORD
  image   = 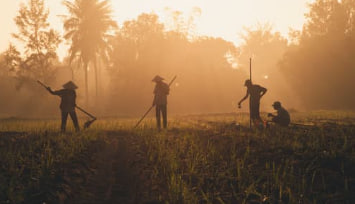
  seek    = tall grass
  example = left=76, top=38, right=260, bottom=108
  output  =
left=0, top=120, right=103, bottom=203
left=132, top=111, right=355, bottom=203
left=0, top=111, right=354, bottom=203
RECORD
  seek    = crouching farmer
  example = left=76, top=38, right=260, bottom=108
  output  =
left=47, top=81, right=80, bottom=132
left=267, top=101, right=290, bottom=127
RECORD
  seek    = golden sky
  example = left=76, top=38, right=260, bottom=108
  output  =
left=0, top=0, right=313, bottom=60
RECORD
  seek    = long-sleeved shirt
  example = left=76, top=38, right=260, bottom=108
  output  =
left=153, top=82, right=169, bottom=105
left=49, top=89, right=76, bottom=112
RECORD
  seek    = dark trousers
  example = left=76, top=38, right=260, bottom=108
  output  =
left=61, top=111, right=80, bottom=132
left=156, top=104, right=167, bottom=129
left=250, top=101, right=261, bottom=120
left=250, top=101, right=263, bottom=127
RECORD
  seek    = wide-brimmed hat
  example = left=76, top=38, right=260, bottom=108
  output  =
left=152, top=75, right=164, bottom=82
left=272, top=101, right=281, bottom=107
left=62, top=81, right=78, bottom=90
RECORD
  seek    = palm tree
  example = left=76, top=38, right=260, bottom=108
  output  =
left=63, top=0, right=117, bottom=105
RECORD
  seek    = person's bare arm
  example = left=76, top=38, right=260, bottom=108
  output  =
left=267, top=113, right=276, bottom=118
left=260, top=87, right=267, bottom=98
left=238, top=91, right=249, bottom=108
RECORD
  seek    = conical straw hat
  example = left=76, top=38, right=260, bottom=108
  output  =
left=62, top=81, right=78, bottom=90
left=152, top=75, right=164, bottom=82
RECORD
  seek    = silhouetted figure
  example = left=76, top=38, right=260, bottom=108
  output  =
left=238, top=79, right=267, bottom=126
left=47, top=81, right=80, bottom=132
left=152, top=75, right=170, bottom=130
left=268, top=101, right=290, bottom=127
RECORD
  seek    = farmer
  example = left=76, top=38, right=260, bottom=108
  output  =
left=152, top=75, right=170, bottom=129
left=238, top=79, right=267, bottom=126
left=46, top=81, right=80, bottom=132
left=267, top=101, right=290, bottom=127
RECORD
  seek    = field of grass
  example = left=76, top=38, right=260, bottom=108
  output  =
left=0, top=111, right=354, bottom=203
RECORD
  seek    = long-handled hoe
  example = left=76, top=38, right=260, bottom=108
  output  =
left=76, top=105, right=97, bottom=129
left=134, top=76, right=177, bottom=129
left=37, top=80, right=97, bottom=129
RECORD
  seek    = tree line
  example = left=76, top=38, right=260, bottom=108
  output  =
left=0, top=0, right=354, bottom=117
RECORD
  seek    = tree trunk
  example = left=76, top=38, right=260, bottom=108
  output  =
left=94, top=56, right=98, bottom=98
left=84, top=61, right=89, bottom=106
left=71, top=67, right=74, bottom=81
left=72, top=58, right=81, bottom=81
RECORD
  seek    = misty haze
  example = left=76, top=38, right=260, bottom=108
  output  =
left=0, top=0, right=354, bottom=203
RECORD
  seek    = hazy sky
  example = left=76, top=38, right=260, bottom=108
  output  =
left=0, top=0, right=313, bottom=60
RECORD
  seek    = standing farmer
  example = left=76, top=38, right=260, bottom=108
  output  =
left=152, top=75, right=170, bottom=129
left=46, top=81, right=80, bottom=132
left=238, top=79, right=267, bottom=126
